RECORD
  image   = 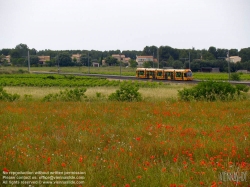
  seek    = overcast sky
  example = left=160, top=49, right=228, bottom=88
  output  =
left=1, top=0, right=249, bottom=52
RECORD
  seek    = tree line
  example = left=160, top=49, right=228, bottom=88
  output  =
left=1, top=43, right=250, bottom=72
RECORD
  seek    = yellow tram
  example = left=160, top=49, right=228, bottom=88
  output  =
left=136, top=68, right=193, bottom=81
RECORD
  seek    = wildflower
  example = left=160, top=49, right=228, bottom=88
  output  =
left=3, top=168, right=9, bottom=173
left=173, top=157, right=178, bottom=163
left=136, top=137, right=141, bottom=141
left=228, top=161, right=233, bottom=166
left=61, top=163, right=66, bottom=167
left=79, top=156, right=83, bottom=163
left=162, top=167, right=166, bottom=172
left=240, top=161, right=247, bottom=168
left=136, top=175, right=142, bottom=179
left=47, top=157, right=51, bottom=164
left=211, top=181, right=217, bottom=187
left=124, top=184, right=130, bottom=187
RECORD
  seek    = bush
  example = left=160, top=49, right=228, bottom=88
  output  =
left=43, top=88, right=87, bottom=102
left=109, top=82, right=142, bottom=102
left=235, top=84, right=250, bottom=94
left=178, top=81, right=249, bottom=101
left=230, top=73, right=241, bottom=81
left=46, top=75, right=56, bottom=79
left=0, top=87, right=20, bottom=101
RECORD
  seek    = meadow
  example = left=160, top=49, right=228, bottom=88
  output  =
left=1, top=66, right=250, bottom=80
left=0, top=72, right=250, bottom=187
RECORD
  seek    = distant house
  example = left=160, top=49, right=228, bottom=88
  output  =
left=92, top=62, right=99, bottom=67
left=101, top=54, right=131, bottom=66
left=71, top=54, right=81, bottom=63
left=201, top=67, right=212, bottom=72
left=237, top=70, right=249, bottom=73
left=200, top=67, right=220, bottom=73
left=38, top=55, right=50, bottom=65
left=112, top=54, right=125, bottom=61
left=112, top=54, right=131, bottom=64
left=90, top=59, right=99, bottom=67
left=1, top=55, right=11, bottom=63
left=226, top=56, right=241, bottom=63
left=136, top=56, right=157, bottom=67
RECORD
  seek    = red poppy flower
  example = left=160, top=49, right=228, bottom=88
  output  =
left=3, top=168, right=9, bottom=173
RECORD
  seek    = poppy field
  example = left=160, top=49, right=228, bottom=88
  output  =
left=1, top=98, right=250, bottom=186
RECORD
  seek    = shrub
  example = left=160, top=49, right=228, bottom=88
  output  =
left=178, top=81, right=249, bottom=101
left=0, top=87, right=20, bottom=101
left=109, top=82, right=142, bottom=102
left=46, top=75, right=56, bottom=79
left=24, top=94, right=33, bottom=101
left=230, top=73, right=241, bottom=81
left=43, top=87, right=87, bottom=102
left=235, top=84, right=250, bottom=94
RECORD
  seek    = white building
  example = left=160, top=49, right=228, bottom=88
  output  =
left=136, top=56, right=154, bottom=67
left=226, top=56, right=241, bottom=63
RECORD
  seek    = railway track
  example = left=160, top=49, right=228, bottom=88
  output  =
left=31, top=71, right=250, bottom=86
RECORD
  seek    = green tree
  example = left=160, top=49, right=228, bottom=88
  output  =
left=80, top=54, right=89, bottom=66
left=1, top=49, right=12, bottom=56
left=15, top=43, right=29, bottom=57
left=160, top=46, right=179, bottom=61
left=10, top=50, right=21, bottom=58
left=143, top=61, right=152, bottom=68
left=172, top=60, right=183, bottom=69
left=168, top=55, right=174, bottom=63
left=201, top=49, right=215, bottom=60
left=217, top=48, right=228, bottom=58
left=142, top=46, right=157, bottom=57
left=58, top=52, right=72, bottom=66
left=105, top=56, right=118, bottom=66
left=73, top=57, right=77, bottom=64
left=27, top=55, right=40, bottom=66
left=239, top=48, right=250, bottom=62
left=129, top=59, right=138, bottom=68
left=229, top=49, right=238, bottom=56
left=208, top=46, right=217, bottom=59
left=29, top=48, right=37, bottom=55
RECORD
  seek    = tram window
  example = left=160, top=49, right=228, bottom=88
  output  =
left=184, top=73, right=187, bottom=77
left=157, top=72, right=162, bottom=76
left=165, top=72, right=170, bottom=77
left=187, top=72, right=192, bottom=77
left=176, top=72, right=181, bottom=77
left=139, top=71, right=145, bottom=75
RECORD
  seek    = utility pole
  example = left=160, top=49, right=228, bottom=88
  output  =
left=88, top=52, right=90, bottom=74
left=28, top=51, right=30, bottom=72
left=218, top=50, right=230, bottom=82
left=180, top=57, right=188, bottom=68
left=189, top=51, right=190, bottom=69
left=57, top=53, right=60, bottom=74
left=227, top=50, right=230, bottom=81
left=157, top=47, right=159, bottom=68
left=153, top=52, right=154, bottom=68
left=120, top=53, right=122, bottom=77
left=180, top=50, right=191, bottom=69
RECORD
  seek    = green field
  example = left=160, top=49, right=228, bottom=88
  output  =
left=1, top=66, right=250, bottom=80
